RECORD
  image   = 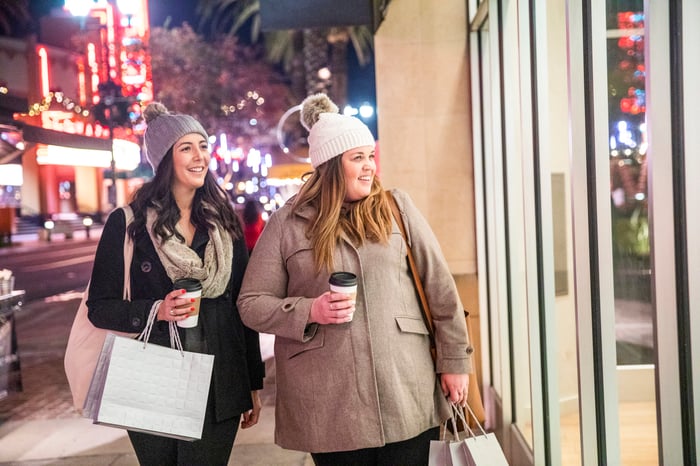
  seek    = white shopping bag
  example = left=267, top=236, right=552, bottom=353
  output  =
left=429, top=439, right=471, bottom=466
left=429, top=405, right=470, bottom=466
left=83, top=303, right=214, bottom=441
left=459, top=403, right=509, bottom=466
left=464, top=433, right=509, bottom=466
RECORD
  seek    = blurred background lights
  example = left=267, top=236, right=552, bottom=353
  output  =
left=359, top=103, right=374, bottom=119
left=343, top=103, right=374, bottom=120
left=116, top=0, right=140, bottom=17
left=64, top=0, right=94, bottom=17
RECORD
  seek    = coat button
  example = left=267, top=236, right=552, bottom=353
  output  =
left=131, top=317, right=141, bottom=327
left=466, top=346, right=474, bottom=355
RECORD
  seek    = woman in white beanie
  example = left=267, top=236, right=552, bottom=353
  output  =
left=237, top=94, right=472, bottom=465
left=86, top=103, right=264, bottom=465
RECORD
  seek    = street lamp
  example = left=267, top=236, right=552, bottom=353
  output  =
left=82, top=216, right=93, bottom=238
left=94, top=80, right=128, bottom=207
left=43, top=220, right=54, bottom=242
left=116, top=0, right=139, bottom=26
left=64, top=0, right=93, bottom=18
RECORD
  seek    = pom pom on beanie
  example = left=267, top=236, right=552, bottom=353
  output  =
left=143, top=102, right=208, bottom=173
left=300, top=93, right=375, bottom=168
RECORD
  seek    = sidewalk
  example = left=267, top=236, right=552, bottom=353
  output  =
left=0, top=406, right=313, bottom=466
left=0, top=232, right=313, bottom=466
left=0, top=225, right=103, bottom=255
left=0, top=407, right=311, bottom=466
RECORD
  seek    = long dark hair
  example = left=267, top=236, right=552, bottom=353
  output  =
left=128, top=150, right=242, bottom=242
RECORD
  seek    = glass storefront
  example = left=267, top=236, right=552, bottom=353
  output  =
left=467, top=0, right=696, bottom=464
left=606, top=2, right=659, bottom=463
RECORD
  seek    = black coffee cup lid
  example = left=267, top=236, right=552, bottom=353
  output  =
left=173, top=278, right=203, bottom=291
left=329, top=272, right=357, bottom=287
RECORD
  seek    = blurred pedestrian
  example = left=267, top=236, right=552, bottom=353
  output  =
left=86, top=102, right=264, bottom=466
left=242, top=199, right=265, bottom=254
left=237, top=93, right=472, bottom=465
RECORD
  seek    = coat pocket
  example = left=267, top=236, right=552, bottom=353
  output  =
left=395, top=316, right=430, bottom=335
left=281, top=331, right=326, bottom=360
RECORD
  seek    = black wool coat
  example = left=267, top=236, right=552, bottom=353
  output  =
left=86, top=206, right=265, bottom=422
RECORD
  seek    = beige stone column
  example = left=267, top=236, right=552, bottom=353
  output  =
left=374, top=0, right=475, bottom=276
left=374, top=0, right=480, bottom=377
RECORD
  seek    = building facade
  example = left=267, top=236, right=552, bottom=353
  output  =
left=0, top=0, right=150, bottom=222
left=2, top=0, right=697, bottom=463
left=374, top=0, right=698, bottom=465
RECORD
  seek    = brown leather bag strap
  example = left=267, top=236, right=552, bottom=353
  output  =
left=386, top=192, right=436, bottom=355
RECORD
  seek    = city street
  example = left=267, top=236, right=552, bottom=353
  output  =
left=0, top=234, right=98, bottom=302
left=0, top=233, right=311, bottom=465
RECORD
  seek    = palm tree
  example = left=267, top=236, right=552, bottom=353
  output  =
left=0, top=0, right=31, bottom=37
left=196, top=0, right=373, bottom=107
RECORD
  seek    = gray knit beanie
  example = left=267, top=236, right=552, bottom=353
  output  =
left=143, top=102, right=208, bottom=173
left=301, top=94, right=376, bottom=168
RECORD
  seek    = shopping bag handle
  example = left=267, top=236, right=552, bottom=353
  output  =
left=451, top=402, right=488, bottom=438
left=137, top=300, right=184, bottom=355
left=440, top=406, right=463, bottom=442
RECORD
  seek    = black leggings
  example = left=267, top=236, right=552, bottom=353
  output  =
left=128, top=395, right=240, bottom=466
left=311, top=426, right=440, bottom=466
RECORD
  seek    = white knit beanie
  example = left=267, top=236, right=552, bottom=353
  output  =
left=301, top=94, right=376, bottom=168
left=143, top=102, right=208, bottom=173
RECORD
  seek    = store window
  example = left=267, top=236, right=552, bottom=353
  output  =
left=606, top=1, right=658, bottom=462
left=607, top=5, right=651, bottom=365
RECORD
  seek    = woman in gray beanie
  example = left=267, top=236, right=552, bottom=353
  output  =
left=86, top=102, right=265, bottom=465
left=237, top=94, right=472, bottom=465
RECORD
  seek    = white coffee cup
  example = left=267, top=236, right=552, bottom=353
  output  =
left=173, top=278, right=202, bottom=328
left=329, top=272, right=357, bottom=321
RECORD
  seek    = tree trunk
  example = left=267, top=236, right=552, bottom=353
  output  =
left=289, top=31, right=306, bottom=102
left=303, top=29, right=330, bottom=95
left=328, top=38, right=349, bottom=108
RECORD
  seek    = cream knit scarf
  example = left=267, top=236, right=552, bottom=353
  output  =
left=146, top=207, right=232, bottom=298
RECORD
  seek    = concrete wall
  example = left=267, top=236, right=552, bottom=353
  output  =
left=374, top=0, right=482, bottom=379
left=374, top=0, right=476, bottom=275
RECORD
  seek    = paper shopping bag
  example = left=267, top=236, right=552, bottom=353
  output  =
left=428, top=439, right=470, bottom=466
left=429, top=439, right=450, bottom=466
left=429, top=405, right=470, bottom=466
left=84, top=332, right=214, bottom=441
left=443, top=402, right=509, bottom=466
left=464, top=433, right=509, bottom=466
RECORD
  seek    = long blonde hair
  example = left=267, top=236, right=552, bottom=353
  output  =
left=292, top=156, right=393, bottom=272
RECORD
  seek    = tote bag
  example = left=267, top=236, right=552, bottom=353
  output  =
left=64, top=206, right=137, bottom=412
left=83, top=303, right=214, bottom=441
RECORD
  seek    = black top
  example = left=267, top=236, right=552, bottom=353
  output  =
left=86, top=206, right=265, bottom=422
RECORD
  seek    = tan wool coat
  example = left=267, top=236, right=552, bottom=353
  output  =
left=237, top=188, right=473, bottom=453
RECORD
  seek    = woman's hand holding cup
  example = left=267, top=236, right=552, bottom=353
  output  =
left=158, top=288, right=194, bottom=323
left=308, top=272, right=357, bottom=325
left=173, top=279, right=203, bottom=328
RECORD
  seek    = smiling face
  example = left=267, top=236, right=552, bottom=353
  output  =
left=171, top=133, right=210, bottom=194
left=341, top=145, right=376, bottom=202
